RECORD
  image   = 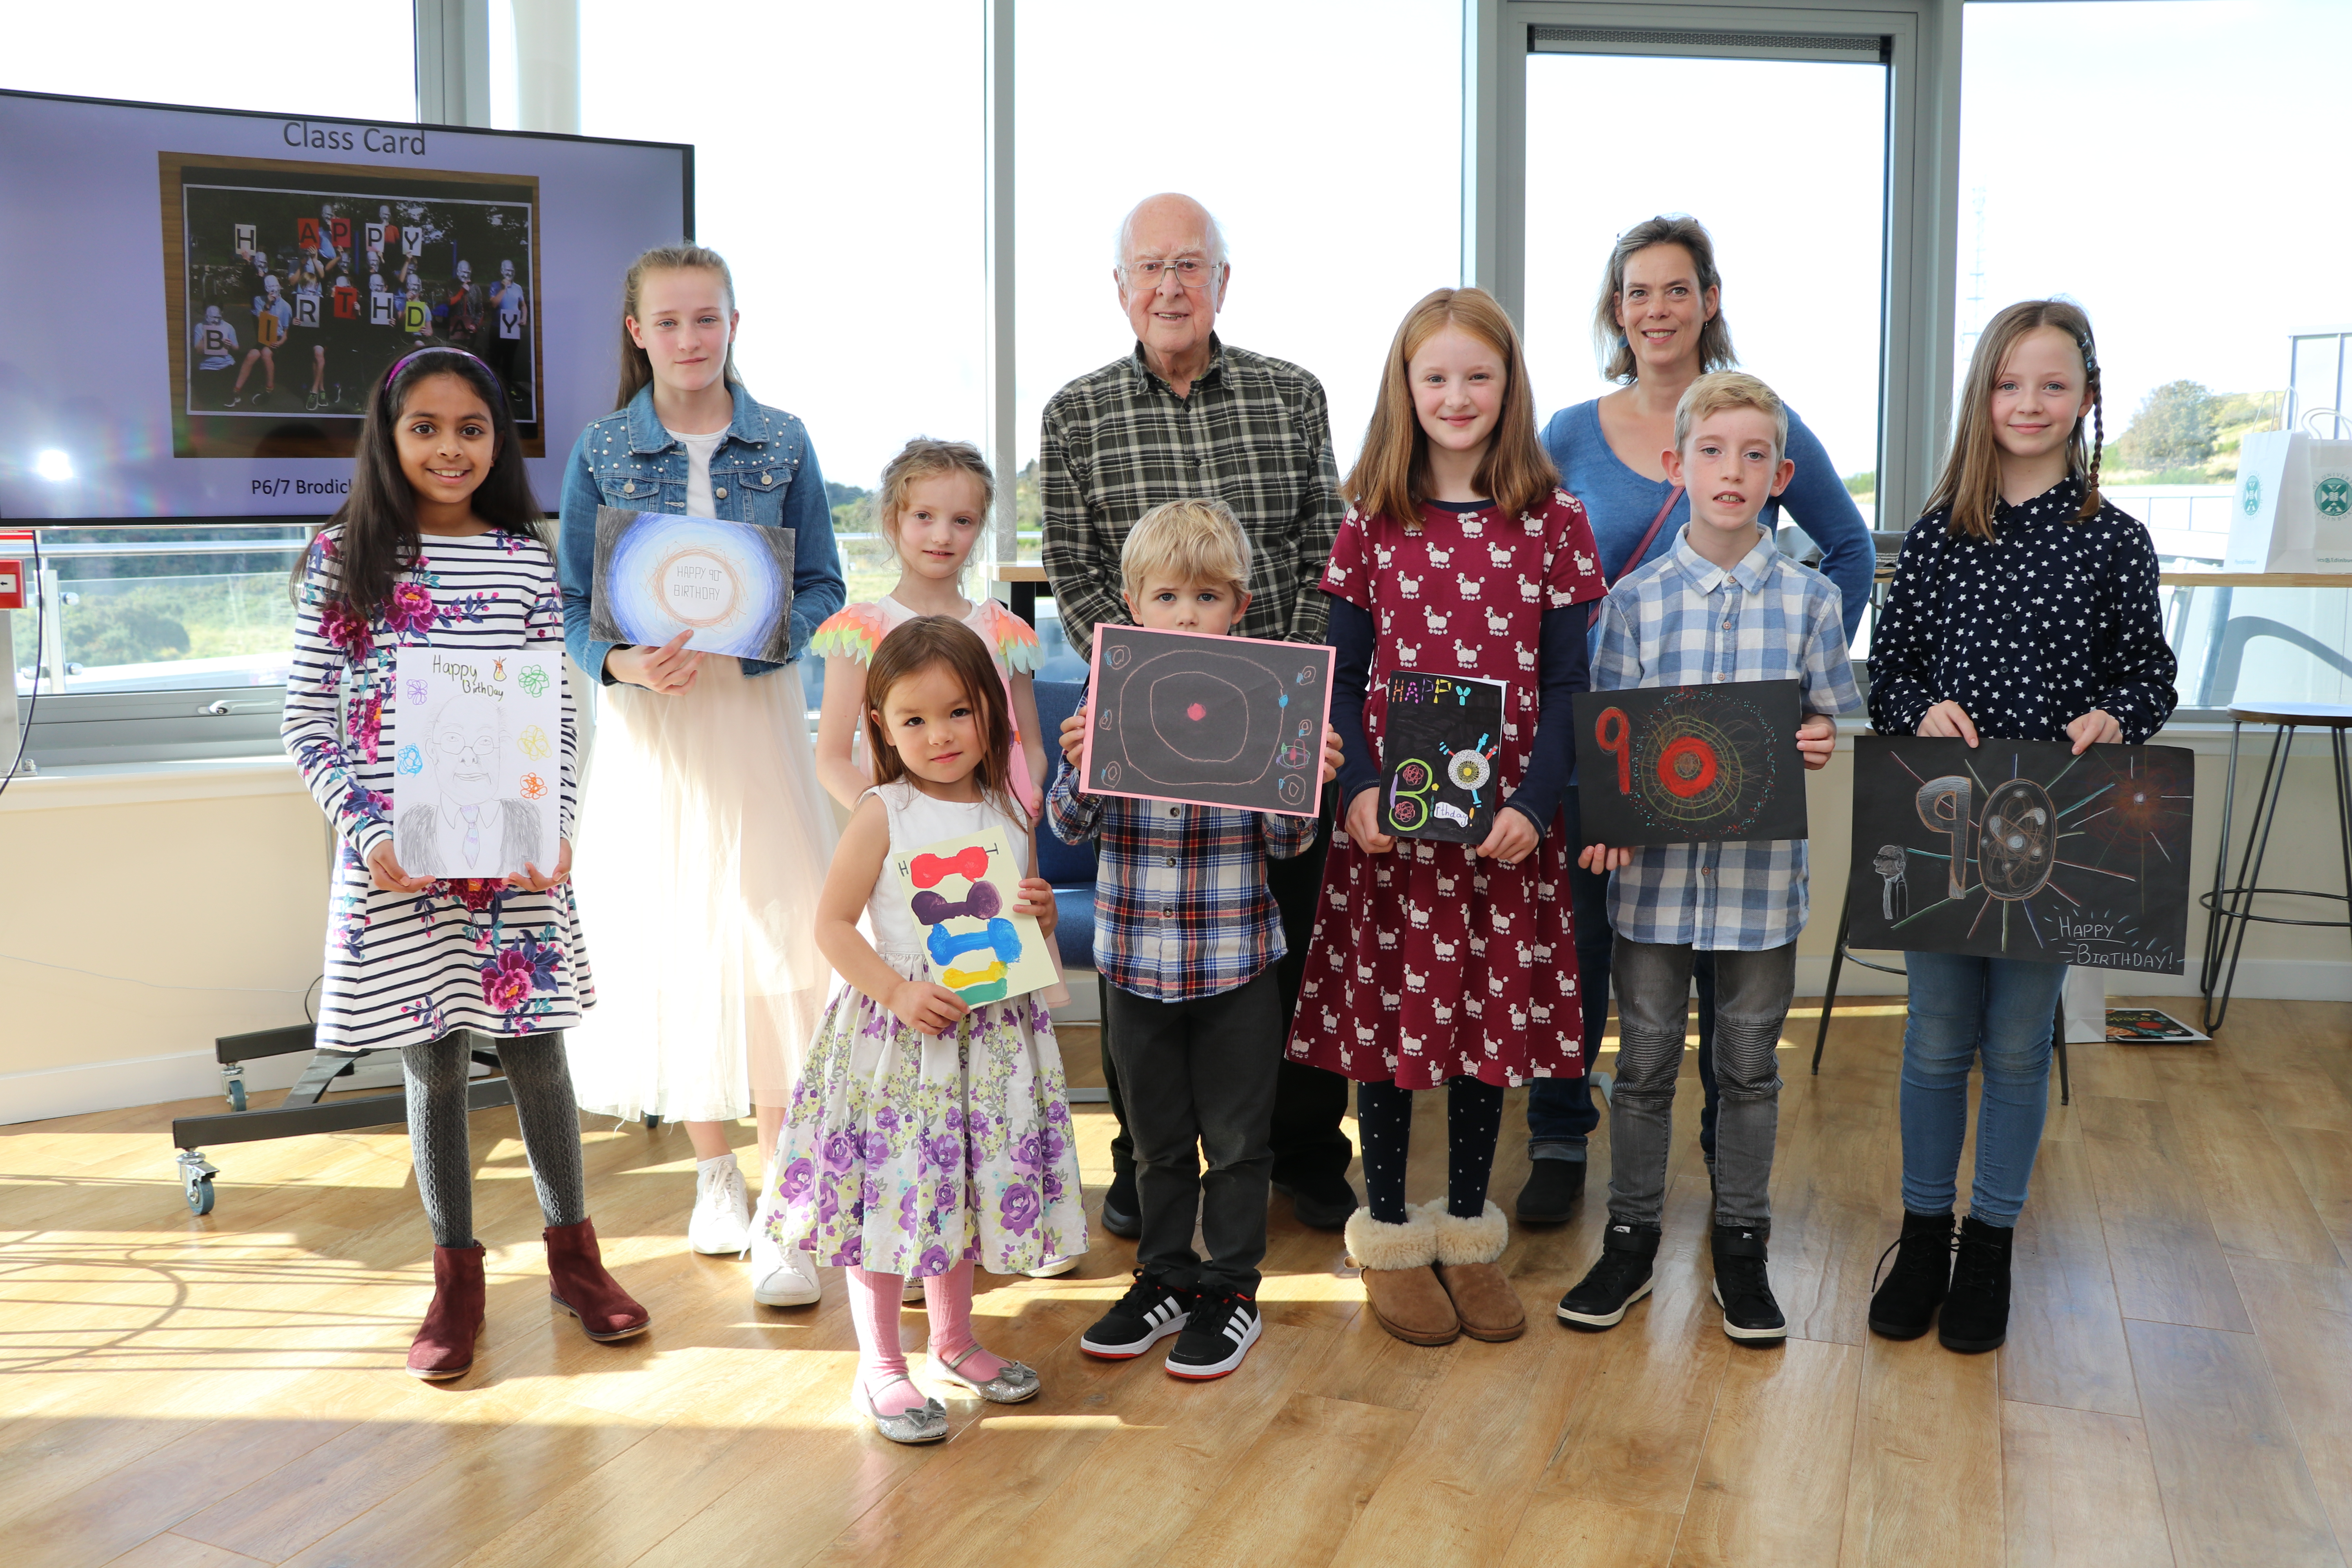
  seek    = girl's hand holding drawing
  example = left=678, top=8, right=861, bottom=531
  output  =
left=1014, top=875, right=1058, bottom=941
left=1916, top=700, right=1979, bottom=746
left=511, top=838, right=574, bottom=893
left=1320, top=724, right=1344, bottom=785
left=365, top=841, right=437, bottom=893
left=607, top=628, right=703, bottom=694
left=1477, top=808, right=1540, bottom=866
left=1577, top=843, right=1633, bottom=874
left=2065, top=707, right=2122, bottom=755
left=890, top=978, right=970, bottom=1037
left=1344, top=788, right=1395, bottom=855
left=1797, top=713, right=1837, bottom=770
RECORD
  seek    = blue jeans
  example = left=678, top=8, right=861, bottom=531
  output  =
left=1898, top=951, right=2068, bottom=1227
left=1527, top=786, right=1723, bottom=1160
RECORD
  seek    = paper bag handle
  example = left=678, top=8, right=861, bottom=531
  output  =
left=2303, top=407, right=2349, bottom=438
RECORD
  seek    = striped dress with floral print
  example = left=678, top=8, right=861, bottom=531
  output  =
left=283, top=526, right=594, bottom=1052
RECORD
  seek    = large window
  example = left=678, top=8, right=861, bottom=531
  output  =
left=0, top=1, right=413, bottom=120
left=1959, top=0, right=2352, bottom=710
left=1521, top=51, right=1889, bottom=527
left=578, top=1, right=986, bottom=619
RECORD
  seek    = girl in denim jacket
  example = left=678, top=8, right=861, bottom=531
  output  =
left=555, top=245, right=846, bottom=1307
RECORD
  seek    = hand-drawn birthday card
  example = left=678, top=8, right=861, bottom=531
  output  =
left=1845, top=737, right=2195, bottom=973
left=390, top=646, right=562, bottom=880
left=1080, top=624, right=1335, bottom=818
left=893, top=828, right=1058, bottom=1004
left=589, top=507, right=797, bottom=661
left=1379, top=671, right=1506, bottom=843
left=1572, top=680, right=1807, bottom=847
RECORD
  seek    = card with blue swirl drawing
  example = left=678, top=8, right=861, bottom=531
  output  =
left=891, top=827, right=1061, bottom=1004
left=390, top=646, right=562, bottom=880
left=589, top=506, right=796, bottom=660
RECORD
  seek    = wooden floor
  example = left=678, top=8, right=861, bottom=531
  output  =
left=4, top=998, right=2350, bottom=1568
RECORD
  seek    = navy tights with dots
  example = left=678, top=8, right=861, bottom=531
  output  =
left=1357, top=1076, right=1506, bottom=1224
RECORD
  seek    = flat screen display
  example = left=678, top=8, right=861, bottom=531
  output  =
left=0, top=91, right=690, bottom=520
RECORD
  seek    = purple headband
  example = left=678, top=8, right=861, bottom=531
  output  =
left=385, top=345, right=489, bottom=385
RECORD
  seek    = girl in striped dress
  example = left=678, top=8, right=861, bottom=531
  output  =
left=284, top=344, right=647, bottom=1381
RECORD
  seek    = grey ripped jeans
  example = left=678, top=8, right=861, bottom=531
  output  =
left=1605, top=937, right=1797, bottom=1230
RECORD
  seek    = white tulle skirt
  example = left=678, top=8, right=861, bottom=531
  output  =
left=566, top=657, right=838, bottom=1123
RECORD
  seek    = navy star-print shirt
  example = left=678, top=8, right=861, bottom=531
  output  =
left=1868, top=474, right=2178, bottom=744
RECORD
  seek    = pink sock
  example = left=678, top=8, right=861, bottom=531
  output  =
left=924, top=1261, right=1006, bottom=1382
left=846, top=1267, right=926, bottom=1417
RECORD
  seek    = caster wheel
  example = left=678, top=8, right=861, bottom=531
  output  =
left=185, top=1174, right=216, bottom=1216
left=644, top=1113, right=661, bottom=1131
left=226, top=1080, right=247, bottom=1112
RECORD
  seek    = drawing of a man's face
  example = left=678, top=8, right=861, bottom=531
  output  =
left=429, top=696, right=502, bottom=807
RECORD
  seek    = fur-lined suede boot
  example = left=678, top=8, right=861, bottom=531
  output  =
left=1426, top=1200, right=1524, bottom=1342
left=1345, top=1205, right=1458, bottom=1346
left=544, top=1219, right=652, bottom=1342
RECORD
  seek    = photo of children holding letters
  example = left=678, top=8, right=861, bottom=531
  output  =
left=162, top=154, right=542, bottom=458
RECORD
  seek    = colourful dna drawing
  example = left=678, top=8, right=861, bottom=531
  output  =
left=926, top=918, right=1022, bottom=1003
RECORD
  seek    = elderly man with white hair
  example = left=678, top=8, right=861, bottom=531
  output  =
left=1040, top=191, right=1356, bottom=1243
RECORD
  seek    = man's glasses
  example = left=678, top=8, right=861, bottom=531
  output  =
left=1124, top=256, right=1220, bottom=290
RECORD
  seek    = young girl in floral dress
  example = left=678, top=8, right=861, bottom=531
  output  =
left=759, top=615, right=1082, bottom=1443
left=1290, top=287, right=1607, bottom=1348
left=285, top=344, right=646, bottom=1381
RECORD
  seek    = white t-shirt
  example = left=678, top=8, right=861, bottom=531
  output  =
left=663, top=427, right=726, bottom=517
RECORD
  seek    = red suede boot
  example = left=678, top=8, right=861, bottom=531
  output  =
left=543, top=1218, right=651, bottom=1341
left=408, top=1243, right=487, bottom=1380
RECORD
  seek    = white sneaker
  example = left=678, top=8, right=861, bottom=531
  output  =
left=1024, top=1253, right=1082, bottom=1279
left=688, top=1155, right=753, bottom=1256
left=903, top=1273, right=929, bottom=1306
left=748, top=1221, right=821, bottom=1307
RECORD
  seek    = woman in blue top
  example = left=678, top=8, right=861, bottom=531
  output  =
left=1518, top=215, right=1873, bottom=1221
left=555, top=245, right=846, bottom=1305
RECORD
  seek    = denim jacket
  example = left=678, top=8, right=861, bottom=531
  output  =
left=557, top=380, right=846, bottom=684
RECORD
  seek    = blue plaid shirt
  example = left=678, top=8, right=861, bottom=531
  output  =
left=1594, top=526, right=1860, bottom=949
left=1045, top=754, right=1315, bottom=1004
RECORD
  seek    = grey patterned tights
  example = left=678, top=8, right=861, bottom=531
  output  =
left=402, top=1030, right=589, bottom=1249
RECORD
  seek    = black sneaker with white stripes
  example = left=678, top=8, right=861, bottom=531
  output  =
left=1079, top=1269, right=1190, bottom=1359
left=1165, top=1290, right=1261, bottom=1380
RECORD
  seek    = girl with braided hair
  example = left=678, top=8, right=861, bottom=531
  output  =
left=1861, top=298, right=2176, bottom=1356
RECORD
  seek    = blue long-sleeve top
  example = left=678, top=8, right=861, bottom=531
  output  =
left=1325, top=596, right=1590, bottom=836
left=557, top=380, right=844, bottom=683
left=1539, top=396, right=1874, bottom=645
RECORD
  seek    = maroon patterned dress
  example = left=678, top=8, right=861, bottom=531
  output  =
left=1287, top=492, right=1607, bottom=1089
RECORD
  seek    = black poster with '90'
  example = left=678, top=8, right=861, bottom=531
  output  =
left=1379, top=670, right=1507, bottom=842
left=1571, top=680, right=1808, bottom=847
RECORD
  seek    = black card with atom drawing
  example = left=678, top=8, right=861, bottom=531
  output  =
left=1379, top=671, right=1507, bottom=843
left=1845, top=737, right=2195, bottom=973
left=1080, top=624, right=1336, bottom=818
left=1571, top=680, right=1807, bottom=848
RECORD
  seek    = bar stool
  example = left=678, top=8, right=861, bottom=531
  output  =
left=1811, top=895, right=2073, bottom=1106
left=2199, top=701, right=2352, bottom=1033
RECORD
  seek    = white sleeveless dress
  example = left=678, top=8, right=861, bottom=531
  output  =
left=757, top=779, right=1085, bottom=1277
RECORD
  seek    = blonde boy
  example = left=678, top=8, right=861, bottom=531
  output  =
left=1047, top=499, right=1339, bottom=1381
left=1557, top=372, right=1860, bottom=1344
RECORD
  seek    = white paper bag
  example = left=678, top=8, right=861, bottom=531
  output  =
left=2226, top=410, right=2352, bottom=572
left=2062, top=965, right=2107, bottom=1045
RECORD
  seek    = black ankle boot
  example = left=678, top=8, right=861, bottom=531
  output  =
left=1867, top=1209, right=1954, bottom=1340
left=1939, top=1215, right=2015, bottom=1353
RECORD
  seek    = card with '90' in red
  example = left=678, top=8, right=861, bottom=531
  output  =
left=1570, top=680, right=1808, bottom=848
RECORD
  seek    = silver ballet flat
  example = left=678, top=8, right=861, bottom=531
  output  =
left=936, top=1345, right=1041, bottom=1404
left=853, top=1376, right=949, bottom=1444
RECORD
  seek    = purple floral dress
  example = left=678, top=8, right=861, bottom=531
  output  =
left=758, top=780, right=1084, bottom=1276
left=283, top=527, right=592, bottom=1051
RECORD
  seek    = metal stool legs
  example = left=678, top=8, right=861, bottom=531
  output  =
left=2199, top=719, right=2352, bottom=1034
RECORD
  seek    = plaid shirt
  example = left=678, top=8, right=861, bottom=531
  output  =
left=1040, top=336, right=1343, bottom=651
left=1594, top=526, right=1861, bottom=950
left=1045, top=750, right=1315, bottom=1004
